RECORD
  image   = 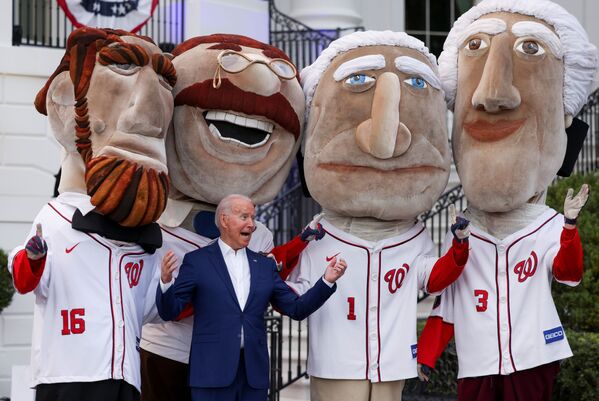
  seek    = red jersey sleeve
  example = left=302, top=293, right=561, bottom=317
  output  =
left=269, top=235, right=308, bottom=281
left=418, top=315, right=454, bottom=369
left=11, top=249, right=46, bottom=294
left=427, top=239, right=469, bottom=293
left=552, top=226, right=583, bottom=283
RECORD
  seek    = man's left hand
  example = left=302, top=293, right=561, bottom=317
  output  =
left=324, top=257, right=347, bottom=283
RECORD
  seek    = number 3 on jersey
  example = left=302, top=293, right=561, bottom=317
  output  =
left=61, top=308, right=86, bottom=335
left=474, top=290, right=488, bottom=312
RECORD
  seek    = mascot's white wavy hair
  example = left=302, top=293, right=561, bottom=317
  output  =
left=301, top=30, right=438, bottom=119
left=439, top=0, right=598, bottom=117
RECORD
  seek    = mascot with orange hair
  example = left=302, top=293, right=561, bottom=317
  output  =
left=8, top=28, right=176, bottom=401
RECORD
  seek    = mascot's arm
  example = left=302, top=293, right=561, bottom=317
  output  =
left=11, top=250, right=46, bottom=294
left=427, top=239, right=469, bottom=293
left=418, top=315, right=454, bottom=369
left=270, top=235, right=309, bottom=280
left=552, top=227, right=583, bottom=283
left=553, top=184, right=588, bottom=283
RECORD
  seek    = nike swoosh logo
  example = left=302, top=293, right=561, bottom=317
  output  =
left=326, top=252, right=340, bottom=262
left=65, top=243, right=80, bottom=254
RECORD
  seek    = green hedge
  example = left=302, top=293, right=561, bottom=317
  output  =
left=554, top=330, right=599, bottom=401
left=0, top=248, right=15, bottom=313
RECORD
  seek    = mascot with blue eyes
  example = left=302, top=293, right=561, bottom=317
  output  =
left=8, top=28, right=176, bottom=401
left=282, top=30, right=471, bottom=401
left=139, top=34, right=323, bottom=401
left=417, top=1, right=598, bottom=400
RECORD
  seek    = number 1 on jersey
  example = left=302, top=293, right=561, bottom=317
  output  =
left=347, top=297, right=356, bottom=320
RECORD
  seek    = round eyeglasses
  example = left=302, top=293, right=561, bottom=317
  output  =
left=213, top=50, right=297, bottom=88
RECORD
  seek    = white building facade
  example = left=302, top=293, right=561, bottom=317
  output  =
left=0, top=0, right=598, bottom=397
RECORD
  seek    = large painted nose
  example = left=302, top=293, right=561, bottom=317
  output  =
left=355, top=72, right=411, bottom=159
left=471, top=35, right=521, bottom=113
left=227, top=63, right=282, bottom=97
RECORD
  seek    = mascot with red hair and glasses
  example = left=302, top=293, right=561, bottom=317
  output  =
left=417, top=1, right=598, bottom=400
left=139, top=34, right=323, bottom=401
left=8, top=28, right=176, bottom=401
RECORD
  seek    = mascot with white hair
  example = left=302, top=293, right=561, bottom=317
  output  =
left=286, top=30, right=471, bottom=401
left=418, top=1, right=598, bottom=400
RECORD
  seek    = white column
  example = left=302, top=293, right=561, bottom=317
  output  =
left=0, top=0, right=13, bottom=47
left=288, top=0, right=362, bottom=30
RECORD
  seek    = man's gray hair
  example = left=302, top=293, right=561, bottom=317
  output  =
left=439, top=0, right=598, bottom=116
left=215, top=194, right=254, bottom=228
left=300, top=30, right=438, bottom=123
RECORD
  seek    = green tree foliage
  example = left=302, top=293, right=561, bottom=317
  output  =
left=0, top=248, right=15, bottom=313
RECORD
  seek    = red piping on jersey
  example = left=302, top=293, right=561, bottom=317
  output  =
left=161, top=227, right=203, bottom=248
left=377, top=252, right=382, bottom=381
left=471, top=233, right=503, bottom=373
left=325, top=225, right=426, bottom=381
left=378, top=226, right=426, bottom=380
left=48, top=201, right=120, bottom=380
left=504, top=212, right=559, bottom=373
left=323, top=229, right=371, bottom=380
left=119, top=251, right=145, bottom=378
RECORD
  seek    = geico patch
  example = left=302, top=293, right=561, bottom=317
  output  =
left=543, top=326, right=565, bottom=344
left=411, top=344, right=417, bottom=359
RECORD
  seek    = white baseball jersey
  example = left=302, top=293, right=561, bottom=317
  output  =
left=287, top=218, right=438, bottom=382
left=140, top=220, right=274, bottom=363
left=429, top=208, right=576, bottom=379
left=8, top=192, right=160, bottom=391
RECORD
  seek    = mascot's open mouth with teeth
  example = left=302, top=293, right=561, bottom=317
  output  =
left=204, top=110, right=274, bottom=148
left=165, top=34, right=305, bottom=206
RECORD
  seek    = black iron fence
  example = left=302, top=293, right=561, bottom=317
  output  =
left=269, top=0, right=363, bottom=71
left=12, top=0, right=185, bottom=49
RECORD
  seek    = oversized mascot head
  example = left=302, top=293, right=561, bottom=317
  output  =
left=301, top=31, right=451, bottom=221
left=35, top=27, right=177, bottom=227
left=439, top=0, right=598, bottom=212
left=167, top=34, right=305, bottom=206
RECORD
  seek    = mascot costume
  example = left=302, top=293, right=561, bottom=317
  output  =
left=139, top=34, right=321, bottom=401
left=286, top=30, right=471, bottom=401
left=8, top=28, right=176, bottom=401
left=417, top=1, right=598, bottom=400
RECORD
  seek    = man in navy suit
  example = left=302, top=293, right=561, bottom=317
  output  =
left=156, top=194, right=347, bottom=401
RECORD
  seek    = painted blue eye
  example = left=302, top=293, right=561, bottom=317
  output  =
left=404, top=77, right=428, bottom=89
left=344, top=74, right=375, bottom=85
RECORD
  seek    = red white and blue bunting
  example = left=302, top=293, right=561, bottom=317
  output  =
left=58, top=0, right=158, bottom=33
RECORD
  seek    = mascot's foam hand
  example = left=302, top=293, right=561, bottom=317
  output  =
left=25, top=223, right=47, bottom=260
left=564, top=184, right=590, bottom=224
left=449, top=204, right=470, bottom=243
left=417, top=363, right=432, bottom=383
left=301, top=212, right=326, bottom=242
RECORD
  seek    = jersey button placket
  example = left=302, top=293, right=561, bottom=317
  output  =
left=368, top=249, right=380, bottom=380
left=497, top=243, right=511, bottom=374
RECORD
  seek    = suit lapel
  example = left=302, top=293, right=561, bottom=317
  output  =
left=246, top=250, right=261, bottom=309
left=209, top=242, right=241, bottom=310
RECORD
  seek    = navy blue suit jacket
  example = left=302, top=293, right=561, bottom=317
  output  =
left=156, top=241, right=336, bottom=389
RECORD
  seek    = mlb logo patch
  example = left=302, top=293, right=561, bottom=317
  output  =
left=543, top=326, right=564, bottom=344
left=411, top=344, right=417, bottom=359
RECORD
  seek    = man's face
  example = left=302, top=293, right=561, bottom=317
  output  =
left=168, top=39, right=305, bottom=205
left=452, top=12, right=566, bottom=212
left=220, top=198, right=256, bottom=250
left=304, top=45, right=450, bottom=220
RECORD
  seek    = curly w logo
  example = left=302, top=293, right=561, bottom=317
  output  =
left=125, top=260, right=144, bottom=288
left=384, top=264, right=410, bottom=294
left=514, top=251, right=538, bottom=283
